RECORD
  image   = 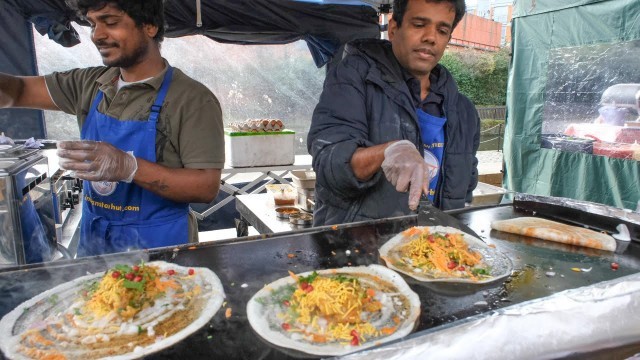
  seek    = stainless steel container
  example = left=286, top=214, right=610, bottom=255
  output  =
left=0, top=151, right=57, bottom=266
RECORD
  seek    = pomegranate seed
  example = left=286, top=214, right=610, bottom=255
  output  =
left=188, top=268, right=195, bottom=275
left=133, top=275, right=143, bottom=282
left=283, top=300, right=290, bottom=307
left=611, top=262, right=620, bottom=270
left=111, top=271, right=121, bottom=279
left=350, top=336, right=359, bottom=346
left=458, top=266, right=465, bottom=271
left=281, top=323, right=291, bottom=331
left=167, top=269, right=176, bottom=276
left=125, top=273, right=134, bottom=280
left=447, top=261, right=457, bottom=270
left=132, top=265, right=140, bottom=272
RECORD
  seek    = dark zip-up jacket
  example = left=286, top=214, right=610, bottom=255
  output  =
left=307, top=39, right=480, bottom=226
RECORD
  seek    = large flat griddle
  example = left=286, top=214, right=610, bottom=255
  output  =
left=0, top=204, right=639, bottom=359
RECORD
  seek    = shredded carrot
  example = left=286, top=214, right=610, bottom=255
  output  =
left=155, top=278, right=180, bottom=292
left=380, top=326, right=397, bottom=335
left=288, top=270, right=299, bottom=281
left=398, top=227, right=484, bottom=279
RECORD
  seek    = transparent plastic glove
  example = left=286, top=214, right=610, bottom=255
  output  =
left=0, top=132, right=15, bottom=145
left=56, top=140, right=138, bottom=183
left=24, top=137, right=43, bottom=149
left=381, top=140, right=430, bottom=211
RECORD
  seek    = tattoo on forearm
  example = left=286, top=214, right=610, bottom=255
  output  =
left=144, top=180, right=170, bottom=193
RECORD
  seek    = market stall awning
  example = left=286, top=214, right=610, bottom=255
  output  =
left=3, top=0, right=382, bottom=67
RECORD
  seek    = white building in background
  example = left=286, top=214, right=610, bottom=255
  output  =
left=467, top=0, right=514, bottom=46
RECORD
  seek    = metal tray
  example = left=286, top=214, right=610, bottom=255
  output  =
left=288, top=212, right=313, bottom=225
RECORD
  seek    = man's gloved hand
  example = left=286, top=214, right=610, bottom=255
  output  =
left=57, top=141, right=138, bottom=183
left=381, top=140, right=431, bottom=211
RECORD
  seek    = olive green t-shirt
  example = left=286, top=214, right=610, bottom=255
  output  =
left=45, top=61, right=224, bottom=243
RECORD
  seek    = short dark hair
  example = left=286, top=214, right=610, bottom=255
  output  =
left=392, top=0, right=466, bottom=30
left=70, top=0, right=165, bottom=42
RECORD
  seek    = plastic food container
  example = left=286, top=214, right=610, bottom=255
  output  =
left=290, top=170, right=316, bottom=189
left=472, top=182, right=509, bottom=206
left=266, top=184, right=296, bottom=206
left=224, top=129, right=295, bottom=167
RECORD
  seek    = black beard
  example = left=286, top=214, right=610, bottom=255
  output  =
left=101, top=40, right=150, bottom=68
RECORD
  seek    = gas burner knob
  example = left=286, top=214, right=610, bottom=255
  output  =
left=65, top=190, right=76, bottom=209
left=62, top=197, right=73, bottom=210
left=71, top=193, right=80, bottom=204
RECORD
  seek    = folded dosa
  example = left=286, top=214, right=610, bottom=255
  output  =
left=491, top=217, right=616, bottom=251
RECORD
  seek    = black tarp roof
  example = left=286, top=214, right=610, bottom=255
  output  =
left=5, top=0, right=382, bottom=67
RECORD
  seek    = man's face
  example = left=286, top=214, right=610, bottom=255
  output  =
left=388, top=0, right=455, bottom=78
left=86, top=4, right=157, bottom=68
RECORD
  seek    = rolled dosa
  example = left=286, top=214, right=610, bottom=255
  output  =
left=490, top=217, right=617, bottom=251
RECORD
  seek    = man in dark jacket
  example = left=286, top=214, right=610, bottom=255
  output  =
left=307, top=0, right=479, bottom=226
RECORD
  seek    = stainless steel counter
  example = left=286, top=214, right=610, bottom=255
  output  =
left=236, top=193, right=313, bottom=234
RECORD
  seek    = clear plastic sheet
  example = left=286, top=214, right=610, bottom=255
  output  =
left=505, top=0, right=640, bottom=211
left=515, top=193, right=640, bottom=226
left=339, top=272, right=640, bottom=360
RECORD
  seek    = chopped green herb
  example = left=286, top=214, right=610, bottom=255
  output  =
left=114, top=264, right=133, bottom=274
left=270, top=284, right=296, bottom=305
left=73, top=308, right=82, bottom=316
left=137, top=325, right=143, bottom=335
left=472, top=268, right=490, bottom=276
left=123, top=279, right=144, bottom=291
left=255, top=297, right=266, bottom=305
left=298, top=271, right=319, bottom=285
left=332, top=274, right=358, bottom=284
left=48, top=294, right=59, bottom=305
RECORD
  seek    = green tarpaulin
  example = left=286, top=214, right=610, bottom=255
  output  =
left=504, top=0, right=640, bottom=210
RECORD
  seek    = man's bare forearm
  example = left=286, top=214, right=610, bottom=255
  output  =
left=0, top=72, right=58, bottom=110
left=350, top=141, right=397, bottom=181
left=0, top=73, right=24, bottom=108
left=134, top=158, right=221, bottom=203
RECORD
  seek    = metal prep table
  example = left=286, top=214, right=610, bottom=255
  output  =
left=236, top=193, right=313, bottom=234
left=192, top=155, right=312, bottom=220
left=0, top=204, right=639, bottom=359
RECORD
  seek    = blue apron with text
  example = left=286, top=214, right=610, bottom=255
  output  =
left=417, top=108, right=446, bottom=203
left=78, top=67, right=188, bottom=257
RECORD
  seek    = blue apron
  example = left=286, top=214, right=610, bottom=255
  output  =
left=416, top=108, right=446, bottom=203
left=77, top=67, right=189, bottom=257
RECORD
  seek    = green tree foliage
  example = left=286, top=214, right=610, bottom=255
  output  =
left=440, top=47, right=510, bottom=106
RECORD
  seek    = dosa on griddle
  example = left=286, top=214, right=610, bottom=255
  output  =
left=490, top=217, right=616, bottom=251
left=0, top=261, right=225, bottom=360
left=246, top=265, right=420, bottom=357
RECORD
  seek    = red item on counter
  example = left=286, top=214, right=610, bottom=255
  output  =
left=593, top=141, right=635, bottom=160
left=565, top=123, right=640, bottom=144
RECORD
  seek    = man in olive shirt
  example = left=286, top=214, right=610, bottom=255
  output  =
left=0, top=0, right=224, bottom=256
